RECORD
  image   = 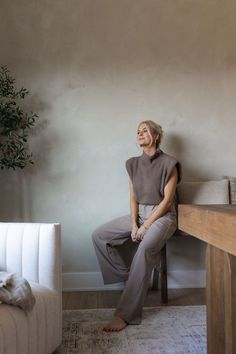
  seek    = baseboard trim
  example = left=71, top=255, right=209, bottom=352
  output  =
left=62, top=270, right=206, bottom=291
left=167, top=270, right=206, bottom=289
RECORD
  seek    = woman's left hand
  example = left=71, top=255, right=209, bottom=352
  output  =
left=135, top=225, right=147, bottom=241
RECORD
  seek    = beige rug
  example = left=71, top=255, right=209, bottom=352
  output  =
left=61, top=306, right=206, bottom=354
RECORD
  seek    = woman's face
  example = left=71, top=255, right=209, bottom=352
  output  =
left=136, top=124, right=157, bottom=148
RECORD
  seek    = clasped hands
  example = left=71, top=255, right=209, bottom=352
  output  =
left=131, top=223, right=149, bottom=242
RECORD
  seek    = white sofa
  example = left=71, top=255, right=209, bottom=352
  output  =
left=0, top=223, right=62, bottom=354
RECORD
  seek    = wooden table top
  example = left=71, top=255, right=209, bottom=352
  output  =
left=178, top=204, right=236, bottom=256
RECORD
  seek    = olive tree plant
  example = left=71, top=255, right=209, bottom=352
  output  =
left=0, top=65, right=38, bottom=170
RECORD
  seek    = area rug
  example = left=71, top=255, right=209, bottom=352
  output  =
left=60, top=306, right=206, bottom=354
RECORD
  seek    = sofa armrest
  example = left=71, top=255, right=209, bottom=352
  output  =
left=0, top=223, right=61, bottom=292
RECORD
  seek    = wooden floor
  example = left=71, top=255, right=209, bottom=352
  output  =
left=63, top=288, right=206, bottom=310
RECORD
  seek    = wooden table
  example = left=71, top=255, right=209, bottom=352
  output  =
left=178, top=204, right=236, bottom=354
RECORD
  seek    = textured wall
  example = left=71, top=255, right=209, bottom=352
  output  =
left=0, top=0, right=236, bottom=286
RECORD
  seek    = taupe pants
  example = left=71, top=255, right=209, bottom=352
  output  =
left=92, top=204, right=177, bottom=324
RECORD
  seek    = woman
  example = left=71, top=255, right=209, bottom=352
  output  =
left=92, top=120, right=181, bottom=332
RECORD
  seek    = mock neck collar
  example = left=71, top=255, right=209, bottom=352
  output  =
left=141, top=148, right=162, bottom=162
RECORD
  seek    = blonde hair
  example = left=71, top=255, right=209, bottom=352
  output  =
left=138, top=120, right=163, bottom=148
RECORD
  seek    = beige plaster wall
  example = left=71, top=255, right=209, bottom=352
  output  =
left=0, top=0, right=235, bottom=287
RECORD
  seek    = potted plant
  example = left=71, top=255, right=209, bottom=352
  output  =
left=0, top=65, right=38, bottom=170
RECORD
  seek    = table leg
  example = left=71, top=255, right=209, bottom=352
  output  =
left=206, top=244, right=236, bottom=354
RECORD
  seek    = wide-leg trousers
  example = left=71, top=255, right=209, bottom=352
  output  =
left=92, top=204, right=177, bottom=324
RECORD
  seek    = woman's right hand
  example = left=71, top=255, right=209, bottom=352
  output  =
left=131, top=224, right=139, bottom=242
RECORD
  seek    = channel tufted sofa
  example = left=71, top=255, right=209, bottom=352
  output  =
left=0, top=223, right=62, bottom=354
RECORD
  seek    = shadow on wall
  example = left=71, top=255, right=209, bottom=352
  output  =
left=23, top=93, right=61, bottom=221
left=0, top=94, right=58, bottom=222
left=164, top=132, right=202, bottom=181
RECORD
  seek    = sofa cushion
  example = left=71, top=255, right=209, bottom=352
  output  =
left=0, top=283, right=61, bottom=354
left=177, top=179, right=229, bottom=204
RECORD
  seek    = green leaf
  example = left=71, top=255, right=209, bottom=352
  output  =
left=0, top=64, right=39, bottom=170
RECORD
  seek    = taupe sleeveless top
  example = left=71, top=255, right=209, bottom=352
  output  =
left=125, top=149, right=181, bottom=205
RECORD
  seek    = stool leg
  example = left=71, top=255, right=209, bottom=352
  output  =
left=160, top=244, right=168, bottom=304
left=152, top=267, right=159, bottom=290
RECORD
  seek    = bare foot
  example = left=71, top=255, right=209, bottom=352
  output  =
left=103, top=316, right=128, bottom=332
